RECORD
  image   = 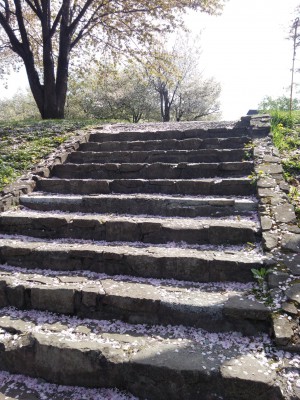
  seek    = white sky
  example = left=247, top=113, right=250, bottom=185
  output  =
left=186, top=0, right=300, bottom=119
left=0, top=0, right=299, bottom=121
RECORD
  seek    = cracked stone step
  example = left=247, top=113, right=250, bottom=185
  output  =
left=0, top=238, right=269, bottom=283
left=0, top=267, right=270, bottom=334
left=0, top=309, right=285, bottom=400
left=20, top=193, right=258, bottom=217
left=80, top=136, right=252, bottom=152
left=53, top=162, right=253, bottom=179
left=88, top=126, right=252, bottom=142
left=66, top=149, right=248, bottom=164
left=36, top=178, right=255, bottom=196
left=0, top=211, right=261, bottom=245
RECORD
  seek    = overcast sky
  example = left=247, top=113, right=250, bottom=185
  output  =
left=0, top=0, right=299, bottom=121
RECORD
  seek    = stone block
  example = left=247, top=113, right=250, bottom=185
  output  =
left=280, top=253, right=300, bottom=276
left=285, top=283, right=300, bottom=305
left=224, top=295, right=270, bottom=321
left=6, top=284, right=25, bottom=308
left=281, top=301, right=298, bottom=315
left=262, top=232, right=278, bottom=251
left=82, top=289, right=99, bottom=308
left=0, top=280, right=7, bottom=307
left=279, top=181, right=290, bottom=193
left=106, top=221, right=140, bottom=242
left=260, top=216, right=273, bottom=231
left=273, top=314, right=295, bottom=346
left=257, top=178, right=276, bottom=188
left=258, top=163, right=283, bottom=175
left=31, top=286, right=75, bottom=314
left=221, top=354, right=276, bottom=385
left=281, top=233, right=300, bottom=252
left=268, top=271, right=289, bottom=289
left=273, top=204, right=296, bottom=224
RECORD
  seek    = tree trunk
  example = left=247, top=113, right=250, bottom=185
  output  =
left=28, top=0, right=69, bottom=119
left=158, top=87, right=171, bottom=122
left=163, top=89, right=170, bottom=122
left=22, top=46, right=67, bottom=119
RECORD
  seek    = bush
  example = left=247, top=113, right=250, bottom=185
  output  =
left=269, top=110, right=294, bottom=130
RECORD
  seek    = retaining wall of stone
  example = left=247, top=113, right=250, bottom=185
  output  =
left=252, top=117, right=300, bottom=350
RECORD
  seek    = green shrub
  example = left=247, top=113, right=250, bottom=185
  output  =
left=269, top=110, right=294, bottom=130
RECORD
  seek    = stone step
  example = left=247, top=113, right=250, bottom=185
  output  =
left=0, top=266, right=269, bottom=334
left=0, top=211, right=260, bottom=245
left=88, top=126, right=251, bottom=142
left=0, top=370, right=138, bottom=400
left=80, top=136, right=251, bottom=152
left=0, top=309, right=286, bottom=400
left=20, top=193, right=258, bottom=217
left=37, top=178, right=255, bottom=196
left=53, top=161, right=253, bottom=179
left=67, top=149, right=248, bottom=164
left=0, top=237, right=269, bottom=283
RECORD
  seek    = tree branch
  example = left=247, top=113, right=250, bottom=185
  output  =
left=13, top=0, right=30, bottom=47
left=68, top=0, right=94, bottom=33
left=24, top=0, right=40, bottom=18
left=3, top=0, right=10, bottom=22
left=70, top=3, right=152, bottom=50
left=32, top=0, right=42, bottom=15
left=0, top=10, right=23, bottom=55
left=50, top=4, right=63, bottom=37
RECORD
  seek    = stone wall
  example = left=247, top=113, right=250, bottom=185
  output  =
left=252, top=118, right=300, bottom=350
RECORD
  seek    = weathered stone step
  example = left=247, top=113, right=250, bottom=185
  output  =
left=88, top=127, right=252, bottom=142
left=0, top=266, right=269, bottom=334
left=80, top=136, right=251, bottom=151
left=0, top=211, right=260, bottom=245
left=0, top=238, right=269, bottom=283
left=0, top=370, right=138, bottom=400
left=67, top=149, right=248, bottom=164
left=53, top=161, right=253, bottom=179
left=0, top=309, right=285, bottom=400
left=37, top=178, right=255, bottom=196
left=20, top=193, right=258, bottom=217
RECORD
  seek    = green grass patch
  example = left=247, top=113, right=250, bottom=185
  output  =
left=0, top=119, right=96, bottom=191
left=269, top=111, right=300, bottom=221
left=272, top=124, right=300, bottom=151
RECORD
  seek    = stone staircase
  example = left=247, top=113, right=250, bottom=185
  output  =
left=0, top=118, right=291, bottom=399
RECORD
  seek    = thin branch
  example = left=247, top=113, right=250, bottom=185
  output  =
left=50, top=5, right=63, bottom=37
left=3, top=0, right=10, bottom=21
left=24, top=0, right=40, bottom=17
left=0, top=11, right=23, bottom=55
left=69, top=0, right=94, bottom=33
left=13, top=0, right=30, bottom=47
left=32, top=0, right=42, bottom=15
left=70, top=2, right=150, bottom=45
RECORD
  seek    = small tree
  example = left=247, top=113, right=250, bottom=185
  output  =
left=258, top=95, right=300, bottom=112
left=115, top=66, right=159, bottom=123
left=146, top=33, right=221, bottom=122
left=174, top=77, right=221, bottom=121
left=0, top=90, right=39, bottom=120
left=67, top=63, right=158, bottom=122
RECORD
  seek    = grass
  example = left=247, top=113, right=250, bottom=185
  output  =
left=267, top=110, right=300, bottom=220
left=0, top=119, right=96, bottom=191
